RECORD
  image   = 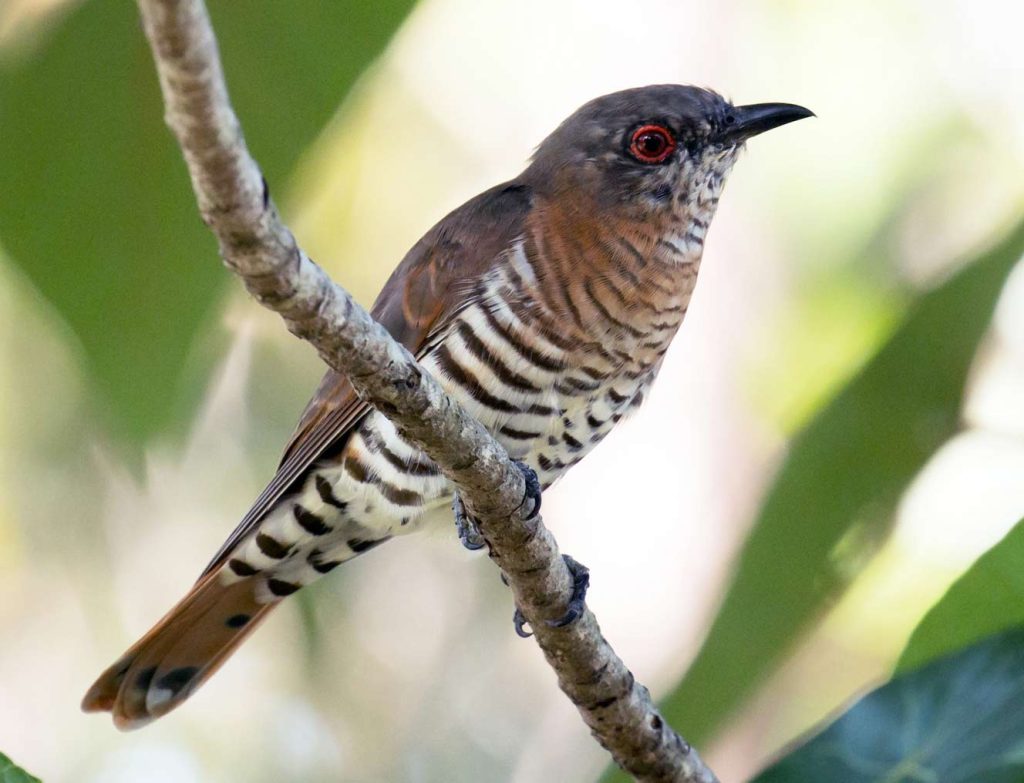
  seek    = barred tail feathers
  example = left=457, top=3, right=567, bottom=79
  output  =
left=82, top=569, right=274, bottom=730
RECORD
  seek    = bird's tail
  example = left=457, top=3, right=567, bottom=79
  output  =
left=82, top=568, right=274, bottom=730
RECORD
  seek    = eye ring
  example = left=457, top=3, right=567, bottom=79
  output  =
left=628, top=125, right=676, bottom=164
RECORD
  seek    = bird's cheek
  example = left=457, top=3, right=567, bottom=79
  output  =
left=648, top=182, right=674, bottom=204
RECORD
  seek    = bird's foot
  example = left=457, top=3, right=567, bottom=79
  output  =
left=514, top=460, right=542, bottom=520
left=547, top=555, right=590, bottom=628
left=453, top=461, right=540, bottom=551
left=512, top=554, right=591, bottom=638
left=452, top=492, right=486, bottom=551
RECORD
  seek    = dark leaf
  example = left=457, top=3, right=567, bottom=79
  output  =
left=753, top=629, right=1024, bottom=783
left=0, top=753, right=41, bottom=783
left=898, top=517, right=1024, bottom=675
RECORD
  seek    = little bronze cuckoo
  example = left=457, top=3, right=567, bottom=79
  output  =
left=83, top=84, right=812, bottom=728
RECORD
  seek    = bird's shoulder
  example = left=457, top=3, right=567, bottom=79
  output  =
left=371, top=179, right=534, bottom=349
left=284, top=179, right=535, bottom=462
left=199, top=181, right=533, bottom=576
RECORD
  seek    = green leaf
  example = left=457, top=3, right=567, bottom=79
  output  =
left=0, top=0, right=414, bottom=443
left=612, top=220, right=1024, bottom=770
left=897, top=517, right=1024, bottom=675
left=0, top=752, right=41, bottom=783
left=752, top=629, right=1024, bottom=783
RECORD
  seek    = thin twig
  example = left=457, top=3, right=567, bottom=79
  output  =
left=133, top=1, right=718, bottom=780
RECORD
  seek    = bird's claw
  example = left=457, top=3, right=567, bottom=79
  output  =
left=513, top=607, right=532, bottom=638
left=453, top=461, right=540, bottom=551
left=511, top=554, right=590, bottom=638
left=547, top=555, right=590, bottom=628
left=452, top=493, right=486, bottom=551
left=514, top=460, right=542, bottom=520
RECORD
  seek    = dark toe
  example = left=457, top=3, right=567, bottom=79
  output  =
left=514, top=461, right=542, bottom=520
left=546, top=555, right=590, bottom=628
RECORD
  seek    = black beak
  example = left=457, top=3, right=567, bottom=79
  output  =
left=719, top=102, right=814, bottom=143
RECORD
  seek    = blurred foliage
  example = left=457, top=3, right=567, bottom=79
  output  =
left=0, top=754, right=40, bottom=783
left=626, top=220, right=1024, bottom=763
left=897, top=517, right=1024, bottom=675
left=0, top=0, right=413, bottom=444
left=749, top=270, right=901, bottom=434
left=752, top=629, right=1024, bottom=783
left=2, top=1, right=1022, bottom=780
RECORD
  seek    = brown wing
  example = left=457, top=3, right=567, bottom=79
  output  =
left=199, top=182, right=533, bottom=576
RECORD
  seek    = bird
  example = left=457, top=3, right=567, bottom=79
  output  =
left=83, top=84, right=812, bottom=729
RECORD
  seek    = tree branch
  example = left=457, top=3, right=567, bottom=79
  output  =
left=134, top=1, right=718, bottom=781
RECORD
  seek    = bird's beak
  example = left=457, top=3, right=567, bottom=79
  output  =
left=719, top=102, right=814, bottom=143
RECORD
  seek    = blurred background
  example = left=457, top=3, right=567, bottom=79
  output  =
left=1, top=0, right=1023, bottom=781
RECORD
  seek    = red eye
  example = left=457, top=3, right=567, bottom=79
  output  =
left=628, top=125, right=676, bottom=164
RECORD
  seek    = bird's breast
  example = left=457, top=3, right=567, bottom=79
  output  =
left=419, top=249, right=686, bottom=487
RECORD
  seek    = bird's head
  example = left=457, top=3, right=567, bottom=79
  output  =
left=525, top=85, right=812, bottom=228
